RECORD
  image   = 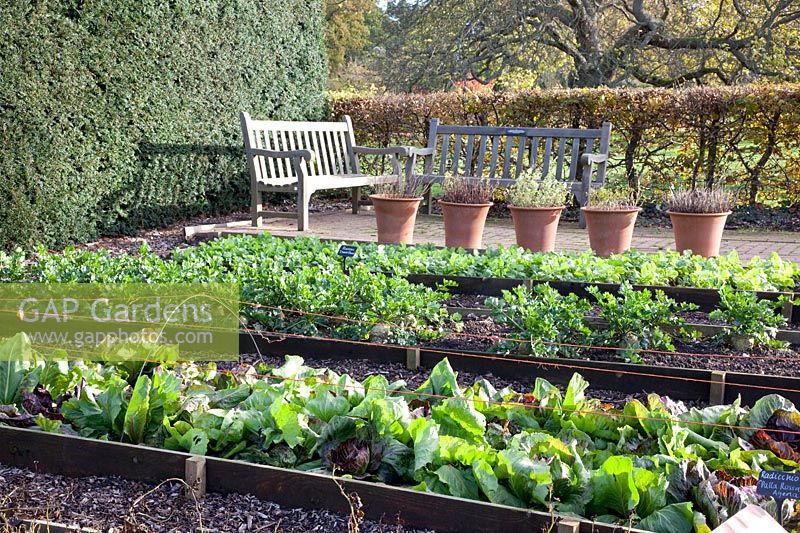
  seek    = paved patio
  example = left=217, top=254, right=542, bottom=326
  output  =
left=185, top=209, right=800, bottom=263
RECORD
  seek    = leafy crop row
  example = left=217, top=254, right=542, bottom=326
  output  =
left=1, top=334, right=798, bottom=532
left=183, top=235, right=798, bottom=292
left=0, top=235, right=794, bottom=353
left=2, top=235, right=797, bottom=292
left=0, top=243, right=450, bottom=345
left=488, top=284, right=791, bottom=358
left=488, top=284, right=698, bottom=360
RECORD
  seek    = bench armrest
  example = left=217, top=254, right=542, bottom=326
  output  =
left=580, top=153, right=607, bottom=166
left=404, top=146, right=435, bottom=157
left=353, top=145, right=410, bottom=157
left=248, top=147, right=314, bottom=162
left=580, top=153, right=608, bottom=190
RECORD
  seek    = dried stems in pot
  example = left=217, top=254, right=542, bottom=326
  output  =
left=666, top=188, right=734, bottom=214
left=440, top=175, right=494, bottom=204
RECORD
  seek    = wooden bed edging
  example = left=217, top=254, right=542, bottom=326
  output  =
left=406, top=274, right=799, bottom=324
left=0, top=427, right=644, bottom=533
left=240, top=332, right=800, bottom=407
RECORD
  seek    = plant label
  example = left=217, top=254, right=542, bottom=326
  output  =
left=756, top=470, right=800, bottom=523
left=337, top=245, right=357, bottom=258
left=710, top=504, right=785, bottom=533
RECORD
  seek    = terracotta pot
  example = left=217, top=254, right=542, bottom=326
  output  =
left=667, top=210, right=731, bottom=257
left=369, top=194, right=422, bottom=244
left=508, top=205, right=565, bottom=252
left=439, top=200, right=493, bottom=249
left=581, top=207, right=641, bottom=256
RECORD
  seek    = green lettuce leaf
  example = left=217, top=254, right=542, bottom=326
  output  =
left=472, top=459, right=524, bottom=508
left=416, top=358, right=460, bottom=398
left=123, top=375, right=151, bottom=444
left=636, top=502, right=694, bottom=533
left=305, top=391, right=351, bottom=423
left=740, top=394, right=795, bottom=440
left=496, top=448, right=552, bottom=506
left=589, top=456, right=639, bottom=518
left=410, top=417, right=439, bottom=471
left=433, top=464, right=480, bottom=500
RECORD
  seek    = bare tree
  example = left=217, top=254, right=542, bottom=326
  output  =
left=382, top=0, right=800, bottom=89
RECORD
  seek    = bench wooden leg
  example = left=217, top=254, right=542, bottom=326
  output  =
left=297, top=186, right=312, bottom=231
left=577, top=189, right=588, bottom=229
left=251, top=188, right=263, bottom=227
left=423, top=187, right=433, bottom=215
left=351, top=186, right=361, bottom=214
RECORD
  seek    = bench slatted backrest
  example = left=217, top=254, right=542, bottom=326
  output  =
left=425, top=121, right=611, bottom=186
left=240, top=113, right=358, bottom=186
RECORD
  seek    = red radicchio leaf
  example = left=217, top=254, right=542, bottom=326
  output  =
left=715, top=470, right=758, bottom=487
left=324, top=437, right=371, bottom=476
left=409, top=399, right=431, bottom=418
left=751, top=429, right=800, bottom=462
left=21, top=385, right=64, bottom=421
left=765, top=409, right=800, bottom=444
left=0, top=405, right=36, bottom=427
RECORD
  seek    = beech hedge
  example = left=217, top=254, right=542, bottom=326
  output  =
left=331, top=85, right=800, bottom=206
left=0, top=0, right=327, bottom=248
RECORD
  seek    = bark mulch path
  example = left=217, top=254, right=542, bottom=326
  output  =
left=0, top=464, right=429, bottom=533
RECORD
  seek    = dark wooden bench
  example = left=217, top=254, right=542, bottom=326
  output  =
left=240, top=112, right=405, bottom=230
left=408, top=120, right=612, bottom=225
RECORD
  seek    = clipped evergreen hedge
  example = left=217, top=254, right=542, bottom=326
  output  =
left=0, top=0, right=327, bottom=248
left=332, top=86, right=800, bottom=207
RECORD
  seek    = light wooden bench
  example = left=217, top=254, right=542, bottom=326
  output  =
left=408, top=120, right=612, bottom=226
left=240, top=112, right=405, bottom=230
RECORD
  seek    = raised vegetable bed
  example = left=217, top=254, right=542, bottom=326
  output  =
left=239, top=332, right=800, bottom=406
left=2, top=427, right=631, bottom=533
left=407, top=274, right=798, bottom=324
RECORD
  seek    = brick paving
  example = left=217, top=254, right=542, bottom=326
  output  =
left=187, top=209, right=800, bottom=263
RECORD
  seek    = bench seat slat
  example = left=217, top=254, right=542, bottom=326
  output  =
left=501, top=136, right=514, bottom=180
left=438, top=135, right=450, bottom=175
left=569, top=137, right=581, bottom=184
left=271, top=130, right=286, bottom=179
left=529, top=137, right=540, bottom=170
left=317, top=130, right=330, bottom=176
left=555, top=137, right=566, bottom=181
left=487, top=136, right=500, bottom=179
left=451, top=134, right=462, bottom=175
left=541, top=137, right=553, bottom=178
left=515, top=136, right=526, bottom=179
left=464, top=135, right=475, bottom=175
left=475, top=136, right=487, bottom=177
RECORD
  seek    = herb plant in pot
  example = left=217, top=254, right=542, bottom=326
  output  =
left=666, top=188, right=733, bottom=257
left=438, top=176, right=494, bottom=249
left=507, top=171, right=570, bottom=252
left=369, top=177, right=427, bottom=244
left=581, top=186, right=641, bottom=256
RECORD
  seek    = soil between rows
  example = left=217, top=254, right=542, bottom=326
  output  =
left=0, top=464, right=429, bottom=533
left=422, top=311, right=800, bottom=377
